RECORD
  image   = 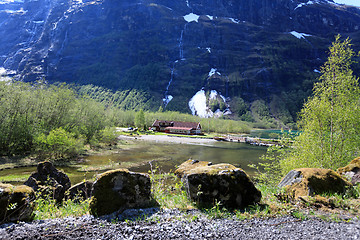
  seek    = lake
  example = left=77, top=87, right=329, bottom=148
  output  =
left=0, top=140, right=267, bottom=185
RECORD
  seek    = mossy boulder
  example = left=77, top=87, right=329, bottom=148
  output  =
left=278, top=168, right=352, bottom=199
left=337, top=157, right=360, bottom=185
left=0, top=183, right=35, bottom=223
left=174, top=159, right=213, bottom=177
left=66, top=181, right=93, bottom=202
left=182, top=163, right=261, bottom=209
left=89, top=169, right=152, bottom=216
left=24, top=161, right=71, bottom=203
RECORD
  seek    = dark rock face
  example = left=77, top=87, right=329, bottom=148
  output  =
left=24, top=161, right=71, bottom=203
left=0, top=183, right=35, bottom=223
left=182, top=163, right=261, bottom=208
left=278, top=168, right=352, bottom=199
left=0, top=0, right=359, bottom=114
left=90, top=169, right=152, bottom=216
left=66, top=181, right=93, bottom=202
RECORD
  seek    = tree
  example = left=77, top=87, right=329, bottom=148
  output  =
left=280, top=35, right=360, bottom=173
left=135, top=109, right=146, bottom=130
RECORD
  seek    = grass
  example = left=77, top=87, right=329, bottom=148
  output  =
left=34, top=196, right=90, bottom=220
left=0, top=174, right=31, bottom=183
left=149, top=170, right=193, bottom=210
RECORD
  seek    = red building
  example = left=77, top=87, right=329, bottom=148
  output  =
left=151, top=120, right=202, bottom=135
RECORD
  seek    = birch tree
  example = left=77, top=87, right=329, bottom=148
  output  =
left=281, top=35, right=360, bottom=173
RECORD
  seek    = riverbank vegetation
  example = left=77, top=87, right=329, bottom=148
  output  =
left=0, top=79, right=254, bottom=159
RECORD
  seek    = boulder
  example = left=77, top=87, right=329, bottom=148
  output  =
left=337, top=157, right=360, bottom=185
left=90, top=169, right=152, bottom=216
left=182, top=163, right=261, bottom=209
left=24, top=161, right=71, bottom=203
left=66, top=181, right=93, bottom=202
left=278, top=168, right=352, bottom=199
left=0, top=184, right=35, bottom=223
left=174, top=159, right=213, bottom=177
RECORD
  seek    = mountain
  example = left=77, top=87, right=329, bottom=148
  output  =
left=1, top=0, right=360, bottom=125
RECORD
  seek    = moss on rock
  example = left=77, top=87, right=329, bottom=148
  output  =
left=24, top=161, right=71, bottom=203
left=278, top=168, right=352, bottom=199
left=182, top=164, right=261, bottom=209
left=174, top=159, right=213, bottom=177
left=0, top=183, right=35, bottom=223
left=89, top=169, right=152, bottom=216
left=337, top=157, right=360, bottom=174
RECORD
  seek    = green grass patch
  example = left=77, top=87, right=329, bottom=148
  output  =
left=34, top=197, right=90, bottom=220
left=150, top=171, right=193, bottom=210
left=0, top=174, right=30, bottom=183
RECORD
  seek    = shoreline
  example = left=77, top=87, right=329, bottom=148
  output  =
left=118, top=134, right=217, bottom=145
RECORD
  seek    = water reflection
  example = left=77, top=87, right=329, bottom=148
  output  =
left=0, top=141, right=267, bottom=185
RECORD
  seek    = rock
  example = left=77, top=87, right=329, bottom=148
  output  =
left=66, top=181, right=93, bottom=202
left=337, top=157, right=360, bottom=185
left=90, top=169, right=152, bottom=216
left=0, top=183, right=35, bottom=223
left=174, top=159, right=213, bottom=177
left=298, top=195, right=336, bottom=209
left=24, top=161, right=71, bottom=203
left=182, top=163, right=261, bottom=209
left=278, top=168, right=352, bottom=199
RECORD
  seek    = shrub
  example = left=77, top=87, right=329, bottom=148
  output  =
left=35, top=127, right=84, bottom=159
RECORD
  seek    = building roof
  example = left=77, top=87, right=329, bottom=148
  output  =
left=152, top=120, right=201, bottom=129
left=165, top=127, right=193, bottom=131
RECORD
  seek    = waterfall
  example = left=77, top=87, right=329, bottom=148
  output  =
left=179, top=30, right=184, bottom=60
left=162, top=23, right=187, bottom=107
left=163, top=61, right=177, bottom=107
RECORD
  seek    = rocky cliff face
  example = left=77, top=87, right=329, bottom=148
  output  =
left=1, top=0, right=359, bottom=120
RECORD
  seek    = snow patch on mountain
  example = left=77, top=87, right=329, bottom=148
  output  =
left=184, top=13, right=199, bottom=23
left=0, top=0, right=24, bottom=3
left=229, top=18, right=240, bottom=24
left=206, top=15, right=214, bottom=20
left=208, top=68, right=221, bottom=77
left=295, top=0, right=315, bottom=10
left=189, top=88, right=230, bottom=118
left=163, top=95, right=173, bottom=106
left=209, top=90, right=217, bottom=100
left=289, top=31, right=312, bottom=39
left=189, top=90, right=213, bottom=118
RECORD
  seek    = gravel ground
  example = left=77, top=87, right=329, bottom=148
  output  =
left=1, top=208, right=359, bottom=240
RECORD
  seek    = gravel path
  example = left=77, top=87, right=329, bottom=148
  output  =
left=1, top=209, right=359, bottom=240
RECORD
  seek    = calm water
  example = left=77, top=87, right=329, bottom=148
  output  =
left=0, top=141, right=267, bottom=185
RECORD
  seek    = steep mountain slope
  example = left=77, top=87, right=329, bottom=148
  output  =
left=0, top=0, right=359, bottom=123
